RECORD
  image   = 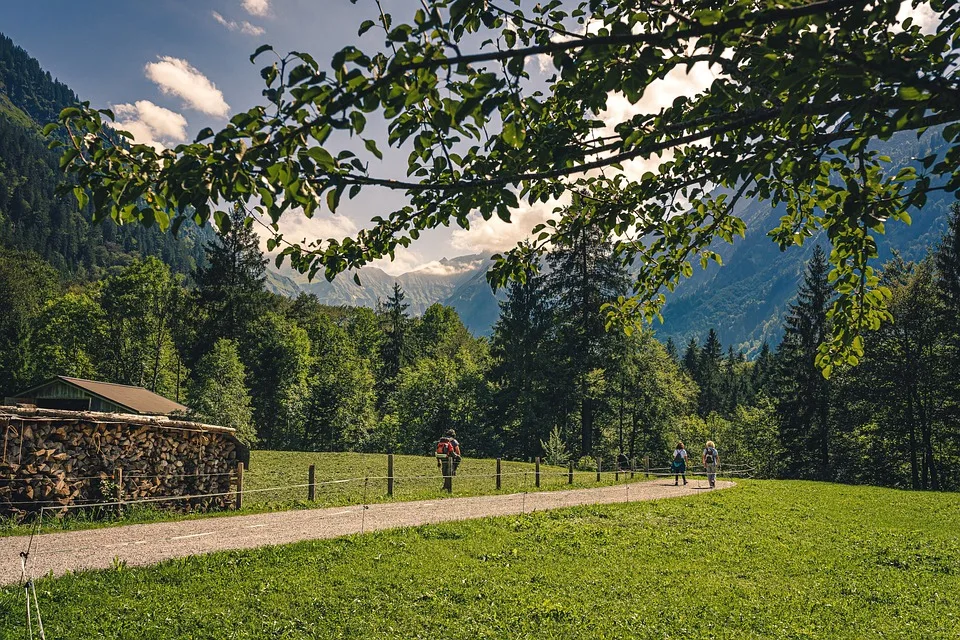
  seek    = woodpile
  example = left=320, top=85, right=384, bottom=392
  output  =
left=0, top=407, right=245, bottom=518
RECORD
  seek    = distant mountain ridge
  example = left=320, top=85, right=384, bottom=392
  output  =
left=265, top=255, right=504, bottom=335
left=656, top=129, right=953, bottom=356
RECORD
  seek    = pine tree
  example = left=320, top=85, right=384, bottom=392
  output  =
left=490, top=273, right=554, bottom=457
left=378, top=282, right=412, bottom=408
left=682, top=338, right=700, bottom=378
left=697, top=329, right=724, bottom=416
left=774, top=245, right=834, bottom=479
left=193, top=205, right=268, bottom=361
left=750, top=342, right=774, bottom=397
left=664, top=337, right=679, bottom=363
left=544, top=218, right=629, bottom=455
left=935, top=204, right=960, bottom=410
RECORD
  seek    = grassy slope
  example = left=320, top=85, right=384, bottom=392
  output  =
left=1, top=481, right=957, bottom=639
left=0, top=451, right=641, bottom=536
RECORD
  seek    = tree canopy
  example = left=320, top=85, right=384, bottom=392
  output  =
left=53, top=0, right=960, bottom=370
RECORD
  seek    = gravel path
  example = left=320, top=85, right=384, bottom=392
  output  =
left=0, top=479, right=732, bottom=585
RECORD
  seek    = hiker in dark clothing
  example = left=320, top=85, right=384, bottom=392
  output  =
left=435, top=429, right=462, bottom=476
left=671, top=442, right=688, bottom=485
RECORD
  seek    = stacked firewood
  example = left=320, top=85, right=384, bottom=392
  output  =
left=0, top=408, right=242, bottom=517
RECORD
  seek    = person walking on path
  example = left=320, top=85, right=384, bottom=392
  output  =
left=671, top=442, right=688, bottom=485
left=702, top=441, right=720, bottom=488
left=435, top=429, right=463, bottom=476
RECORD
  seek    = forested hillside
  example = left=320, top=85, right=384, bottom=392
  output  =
left=658, top=130, right=953, bottom=355
left=0, top=33, right=209, bottom=279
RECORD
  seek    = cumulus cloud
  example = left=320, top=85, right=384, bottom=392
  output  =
left=598, top=60, right=718, bottom=183
left=109, top=100, right=188, bottom=150
left=242, top=0, right=270, bottom=17
left=144, top=56, right=230, bottom=117
left=211, top=11, right=265, bottom=36
left=370, top=247, right=436, bottom=276
left=410, top=258, right=486, bottom=276
left=897, top=1, right=939, bottom=34
left=450, top=198, right=566, bottom=254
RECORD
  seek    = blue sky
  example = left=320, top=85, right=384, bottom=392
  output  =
left=3, top=0, right=499, bottom=274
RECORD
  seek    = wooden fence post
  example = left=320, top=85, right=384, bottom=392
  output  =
left=568, top=460, right=574, bottom=484
left=235, top=462, right=244, bottom=510
left=387, top=454, right=394, bottom=497
left=630, top=458, right=636, bottom=479
left=496, top=458, right=501, bottom=490
left=535, top=457, right=541, bottom=488
left=644, top=455, right=650, bottom=479
left=308, top=464, right=316, bottom=501
left=596, top=457, right=601, bottom=482
left=443, top=456, right=453, bottom=493
left=114, top=467, right=123, bottom=515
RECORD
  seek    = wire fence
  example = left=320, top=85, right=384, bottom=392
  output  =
left=8, top=458, right=753, bottom=640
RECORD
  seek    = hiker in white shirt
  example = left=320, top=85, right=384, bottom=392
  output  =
left=702, top=440, right=720, bottom=488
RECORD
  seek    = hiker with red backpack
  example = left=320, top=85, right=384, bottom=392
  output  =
left=435, top=429, right=462, bottom=476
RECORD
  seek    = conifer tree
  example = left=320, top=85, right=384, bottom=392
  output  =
left=681, top=338, right=699, bottom=378
left=490, top=273, right=554, bottom=457
left=774, top=245, right=834, bottom=479
left=378, top=283, right=412, bottom=408
left=935, top=204, right=960, bottom=410
left=544, top=218, right=629, bottom=455
left=697, top=329, right=725, bottom=417
left=193, top=205, right=268, bottom=360
left=664, top=337, right=678, bottom=363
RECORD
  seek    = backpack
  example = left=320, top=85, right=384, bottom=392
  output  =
left=704, top=448, right=715, bottom=464
left=435, top=439, right=453, bottom=459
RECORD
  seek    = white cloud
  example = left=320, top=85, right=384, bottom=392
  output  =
left=370, top=247, right=435, bottom=276
left=450, top=198, right=565, bottom=254
left=212, top=11, right=265, bottom=36
left=410, top=258, right=486, bottom=276
left=109, top=100, right=188, bottom=150
left=897, top=2, right=939, bottom=34
left=242, top=0, right=270, bottom=17
left=144, top=56, right=230, bottom=117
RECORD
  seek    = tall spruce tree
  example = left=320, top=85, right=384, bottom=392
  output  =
left=378, top=283, right=412, bottom=409
left=697, top=329, right=725, bottom=417
left=193, top=205, right=268, bottom=361
left=774, top=245, right=834, bottom=479
left=935, top=204, right=960, bottom=428
left=682, top=338, right=700, bottom=378
left=544, top=218, right=629, bottom=455
left=490, top=273, right=554, bottom=457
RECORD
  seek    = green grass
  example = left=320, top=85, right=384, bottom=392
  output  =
left=0, top=451, right=644, bottom=536
left=1, top=481, right=957, bottom=639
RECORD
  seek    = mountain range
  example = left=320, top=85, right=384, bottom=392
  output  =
left=265, top=255, right=505, bottom=335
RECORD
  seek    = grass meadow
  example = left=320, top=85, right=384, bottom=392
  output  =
left=1, top=481, right=957, bottom=639
left=0, top=450, right=648, bottom=536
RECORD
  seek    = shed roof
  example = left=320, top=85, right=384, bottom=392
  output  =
left=14, top=376, right=188, bottom=415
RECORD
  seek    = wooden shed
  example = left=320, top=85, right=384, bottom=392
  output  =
left=5, top=376, right=188, bottom=416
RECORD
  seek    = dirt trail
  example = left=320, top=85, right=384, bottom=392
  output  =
left=0, top=479, right=732, bottom=585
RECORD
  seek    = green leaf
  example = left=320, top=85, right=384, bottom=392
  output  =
left=502, top=121, right=525, bottom=148
left=250, top=44, right=274, bottom=63
left=364, top=138, right=384, bottom=160
left=73, top=186, right=89, bottom=210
